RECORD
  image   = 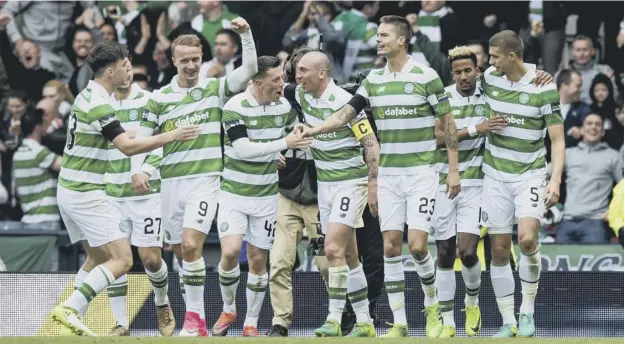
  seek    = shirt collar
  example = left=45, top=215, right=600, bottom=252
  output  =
left=111, top=83, right=142, bottom=101
left=87, top=80, right=112, bottom=98
left=317, top=79, right=336, bottom=101
left=383, top=56, right=416, bottom=75
left=502, top=65, right=536, bottom=85
left=170, top=75, right=202, bottom=93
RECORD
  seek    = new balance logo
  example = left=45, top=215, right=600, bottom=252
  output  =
left=196, top=219, right=204, bottom=224
left=339, top=213, right=346, bottom=218
left=532, top=203, right=537, bottom=208
left=377, top=86, right=385, bottom=93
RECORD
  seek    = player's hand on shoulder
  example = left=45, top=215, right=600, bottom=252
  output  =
left=231, top=17, right=250, bottom=34
left=172, top=125, right=201, bottom=141
left=131, top=173, right=151, bottom=194
left=286, top=130, right=312, bottom=150
left=534, top=69, right=553, bottom=86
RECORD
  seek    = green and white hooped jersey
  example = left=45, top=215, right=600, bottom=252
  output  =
left=106, top=84, right=162, bottom=200
left=295, top=80, right=368, bottom=184
left=356, top=57, right=451, bottom=176
left=141, top=75, right=227, bottom=181
left=481, top=66, right=563, bottom=182
left=221, top=88, right=297, bottom=199
left=13, top=139, right=61, bottom=223
left=437, top=83, right=488, bottom=188
left=332, top=9, right=378, bottom=81
left=59, top=80, right=118, bottom=192
left=410, top=6, right=451, bottom=66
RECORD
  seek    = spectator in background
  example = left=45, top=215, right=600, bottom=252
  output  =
left=0, top=25, right=55, bottom=103
left=0, top=1, right=103, bottom=82
left=200, top=29, right=241, bottom=79
left=467, top=40, right=489, bottom=72
left=590, top=73, right=623, bottom=150
left=556, top=69, right=591, bottom=147
left=132, top=64, right=150, bottom=90
left=1, top=91, right=29, bottom=151
left=100, top=19, right=118, bottom=42
left=151, top=41, right=176, bottom=89
left=12, top=108, right=62, bottom=230
left=569, top=35, right=619, bottom=105
left=408, top=0, right=459, bottom=66
left=36, top=98, right=66, bottom=156
left=332, top=1, right=379, bottom=83
left=282, top=1, right=334, bottom=52
left=405, top=14, right=451, bottom=85
left=192, top=0, right=239, bottom=56
left=42, top=80, right=74, bottom=120
left=0, top=158, right=7, bottom=206
left=67, top=26, right=96, bottom=96
left=556, top=113, right=622, bottom=244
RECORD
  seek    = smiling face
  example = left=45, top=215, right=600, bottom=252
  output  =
left=172, top=45, right=202, bottom=86
left=73, top=30, right=94, bottom=60
left=296, top=54, right=328, bottom=94
left=581, top=113, right=604, bottom=143
left=7, top=97, right=25, bottom=118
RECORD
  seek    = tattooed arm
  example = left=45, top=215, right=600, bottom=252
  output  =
left=304, top=94, right=367, bottom=137
left=440, top=111, right=461, bottom=198
left=359, top=129, right=380, bottom=216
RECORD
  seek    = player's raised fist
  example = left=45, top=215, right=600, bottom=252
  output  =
left=231, top=17, right=250, bottom=34
left=173, top=125, right=201, bottom=141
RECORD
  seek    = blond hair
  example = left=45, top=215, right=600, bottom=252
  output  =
left=171, top=34, right=202, bottom=55
left=43, top=79, right=74, bottom=103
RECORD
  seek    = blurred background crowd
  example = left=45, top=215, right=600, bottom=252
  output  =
left=0, top=0, right=622, bottom=247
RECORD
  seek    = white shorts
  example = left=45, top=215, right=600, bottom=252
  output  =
left=481, top=174, right=547, bottom=234
left=57, top=186, right=125, bottom=248
left=109, top=196, right=162, bottom=248
left=318, top=181, right=367, bottom=235
left=378, top=170, right=438, bottom=232
left=161, top=176, right=220, bottom=244
left=431, top=185, right=482, bottom=241
left=217, top=192, right=278, bottom=250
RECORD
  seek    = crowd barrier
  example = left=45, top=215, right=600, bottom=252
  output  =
left=0, top=271, right=622, bottom=337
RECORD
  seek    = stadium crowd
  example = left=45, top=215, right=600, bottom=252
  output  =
left=0, top=0, right=622, bottom=338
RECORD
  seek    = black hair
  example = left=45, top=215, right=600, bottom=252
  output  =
left=556, top=68, right=581, bottom=90
left=215, top=29, right=241, bottom=52
left=253, top=56, right=282, bottom=80
left=21, top=108, right=44, bottom=137
left=86, top=41, right=130, bottom=77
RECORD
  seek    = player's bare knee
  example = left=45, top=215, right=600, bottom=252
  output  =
left=459, top=245, right=478, bottom=267
left=383, top=240, right=401, bottom=257
left=518, top=233, right=538, bottom=254
left=181, top=239, right=202, bottom=260
left=141, top=255, right=162, bottom=272
left=409, top=241, right=428, bottom=261
left=324, top=241, right=345, bottom=262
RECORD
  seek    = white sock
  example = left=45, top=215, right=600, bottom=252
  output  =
left=491, top=263, right=517, bottom=326
left=415, top=252, right=437, bottom=307
left=183, top=258, right=206, bottom=320
left=327, top=265, right=349, bottom=323
left=74, top=268, right=89, bottom=289
left=145, top=260, right=169, bottom=307
left=519, top=247, right=541, bottom=314
left=107, top=274, right=129, bottom=328
left=347, top=264, right=372, bottom=324
left=244, top=272, right=268, bottom=327
left=219, top=263, right=240, bottom=313
left=436, top=268, right=456, bottom=327
left=178, top=270, right=186, bottom=304
left=384, top=256, right=407, bottom=325
left=462, top=261, right=481, bottom=307
left=65, top=265, right=115, bottom=315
